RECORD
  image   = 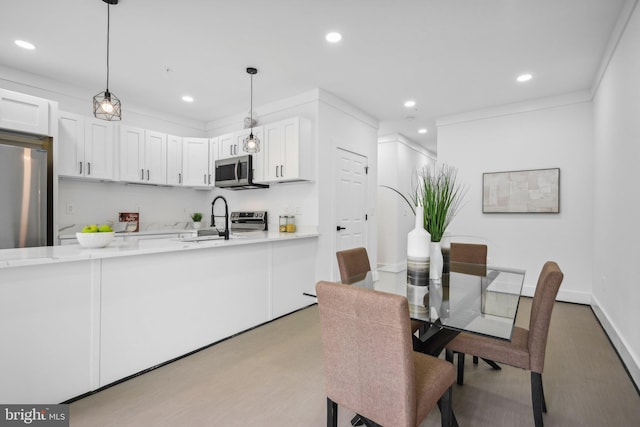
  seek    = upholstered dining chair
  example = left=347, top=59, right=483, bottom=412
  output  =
left=445, top=261, right=564, bottom=427
left=316, top=281, right=455, bottom=427
left=448, top=243, right=495, bottom=369
left=336, top=247, right=423, bottom=335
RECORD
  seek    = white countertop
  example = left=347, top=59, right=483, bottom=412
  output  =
left=0, top=229, right=318, bottom=269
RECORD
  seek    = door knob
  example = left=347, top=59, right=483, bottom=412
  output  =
left=336, top=226, right=346, bottom=231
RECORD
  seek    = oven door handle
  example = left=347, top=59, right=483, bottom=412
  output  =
left=234, top=159, right=239, bottom=182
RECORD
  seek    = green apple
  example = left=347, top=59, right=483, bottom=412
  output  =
left=82, top=224, right=99, bottom=233
left=98, top=224, right=113, bottom=232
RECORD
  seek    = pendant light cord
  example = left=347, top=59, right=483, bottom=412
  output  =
left=249, top=73, right=253, bottom=131
left=106, top=3, right=111, bottom=92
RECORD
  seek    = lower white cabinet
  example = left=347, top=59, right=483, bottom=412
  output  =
left=0, top=261, right=97, bottom=403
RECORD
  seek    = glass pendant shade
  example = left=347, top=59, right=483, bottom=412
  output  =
left=94, top=0, right=121, bottom=121
left=243, top=132, right=260, bottom=153
left=242, top=67, right=259, bottom=153
left=93, top=90, right=121, bottom=121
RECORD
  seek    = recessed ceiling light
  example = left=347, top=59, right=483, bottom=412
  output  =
left=517, top=73, right=533, bottom=83
left=418, top=128, right=428, bottom=134
left=15, top=40, right=35, bottom=50
left=325, top=32, right=342, bottom=43
left=404, top=100, right=416, bottom=108
left=182, top=95, right=194, bottom=103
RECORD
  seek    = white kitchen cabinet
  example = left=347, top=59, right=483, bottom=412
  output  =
left=217, top=132, right=237, bottom=159
left=119, top=126, right=167, bottom=184
left=182, top=137, right=215, bottom=187
left=58, top=112, right=114, bottom=180
left=263, top=117, right=312, bottom=182
left=0, top=88, right=50, bottom=135
left=167, top=135, right=183, bottom=186
left=271, top=239, right=317, bottom=318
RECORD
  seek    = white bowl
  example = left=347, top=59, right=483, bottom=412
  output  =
left=76, top=232, right=115, bottom=248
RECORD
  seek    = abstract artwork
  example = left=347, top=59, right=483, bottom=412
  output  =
left=483, top=168, right=560, bottom=213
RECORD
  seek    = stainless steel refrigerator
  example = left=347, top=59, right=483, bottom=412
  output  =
left=0, top=135, right=53, bottom=249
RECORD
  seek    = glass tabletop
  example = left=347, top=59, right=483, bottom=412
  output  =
left=340, top=262, right=526, bottom=341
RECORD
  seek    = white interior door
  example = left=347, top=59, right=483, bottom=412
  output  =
left=335, top=148, right=368, bottom=277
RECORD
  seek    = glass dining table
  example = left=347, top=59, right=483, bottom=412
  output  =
left=308, top=261, right=526, bottom=356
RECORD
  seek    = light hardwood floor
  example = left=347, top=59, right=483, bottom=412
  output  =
left=70, top=279, right=640, bottom=426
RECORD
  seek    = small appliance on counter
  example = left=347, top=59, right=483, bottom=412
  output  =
left=230, top=211, right=268, bottom=233
left=118, top=212, right=139, bottom=232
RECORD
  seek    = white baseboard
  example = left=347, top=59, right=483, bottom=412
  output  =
left=591, top=295, right=640, bottom=390
left=377, top=262, right=406, bottom=273
left=521, top=285, right=592, bottom=304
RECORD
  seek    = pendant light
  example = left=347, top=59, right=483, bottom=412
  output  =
left=93, top=0, right=121, bottom=121
left=242, top=67, right=260, bottom=153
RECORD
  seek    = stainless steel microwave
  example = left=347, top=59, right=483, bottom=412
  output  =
left=214, top=155, right=268, bottom=190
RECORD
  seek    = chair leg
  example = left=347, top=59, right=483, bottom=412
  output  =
left=327, top=398, right=337, bottom=427
left=456, top=352, right=465, bottom=385
left=445, top=349, right=454, bottom=363
left=541, top=375, right=547, bottom=413
left=481, top=358, right=502, bottom=370
left=473, top=355, right=479, bottom=365
left=438, top=386, right=453, bottom=427
left=531, top=372, right=545, bottom=427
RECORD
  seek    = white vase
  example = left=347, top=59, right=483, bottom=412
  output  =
left=429, top=241, right=444, bottom=280
left=192, top=222, right=202, bottom=229
left=407, top=206, right=430, bottom=288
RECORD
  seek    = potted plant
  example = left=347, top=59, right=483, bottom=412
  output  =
left=191, top=212, right=203, bottom=229
left=412, top=164, right=466, bottom=279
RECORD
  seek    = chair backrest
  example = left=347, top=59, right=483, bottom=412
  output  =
left=528, top=261, right=564, bottom=373
left=450, top=243, right=487, bottom=264
left=316, top=281, right=417, bottom=427
left=450, top=243, right=487, bottom=276
left=336, top=247, right=371, bottom=284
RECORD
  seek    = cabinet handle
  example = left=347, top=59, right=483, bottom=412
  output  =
left=208, top=174, right=211, bottom=185
left=204, top=174, right=207, bottom=184
left=87, top=162, right=91, bottom=175
left=275, top=165, right=279, bottom=178
left=147, top=170, right=150, bottom=181
left=178, top=173, right=182, bottom=184
left=141, top=169, right=144, bottom=180
left=79, top=162, right=83, bottom=174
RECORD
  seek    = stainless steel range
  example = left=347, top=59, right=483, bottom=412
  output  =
left=230, top=211, right=268, bottom=233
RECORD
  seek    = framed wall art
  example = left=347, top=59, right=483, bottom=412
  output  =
left=482, top=168, right=560, bottom=213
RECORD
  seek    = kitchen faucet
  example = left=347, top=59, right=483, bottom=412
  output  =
left=211, top=195, right=229, bottom=240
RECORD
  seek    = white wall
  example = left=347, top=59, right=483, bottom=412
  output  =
left=437, top=97, right=594, bottom=304
left=592, top=0, right=640, bottom=387
left=316, top=91, right=379, bottom=281
left=377, top=135, right=434, bottom=271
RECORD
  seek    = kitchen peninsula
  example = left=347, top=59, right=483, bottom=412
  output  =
left=0, top=230, right=318, bottom=404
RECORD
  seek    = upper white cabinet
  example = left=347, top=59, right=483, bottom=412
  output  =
left=58, top=112, right=114, bottom=180
left=119, top=126, right=167, bottom=185
left=182, top=137, right=215, bottom=187
left=0, top=88, right=50, bottom=136
left=166, top=135, right=183, bottom=186
left=263, top=117, right=312, bottom=182
left=217, top=132, right=237, bottom=160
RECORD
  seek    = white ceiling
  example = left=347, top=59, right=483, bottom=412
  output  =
left=0, top=0, right=628, bottom=152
